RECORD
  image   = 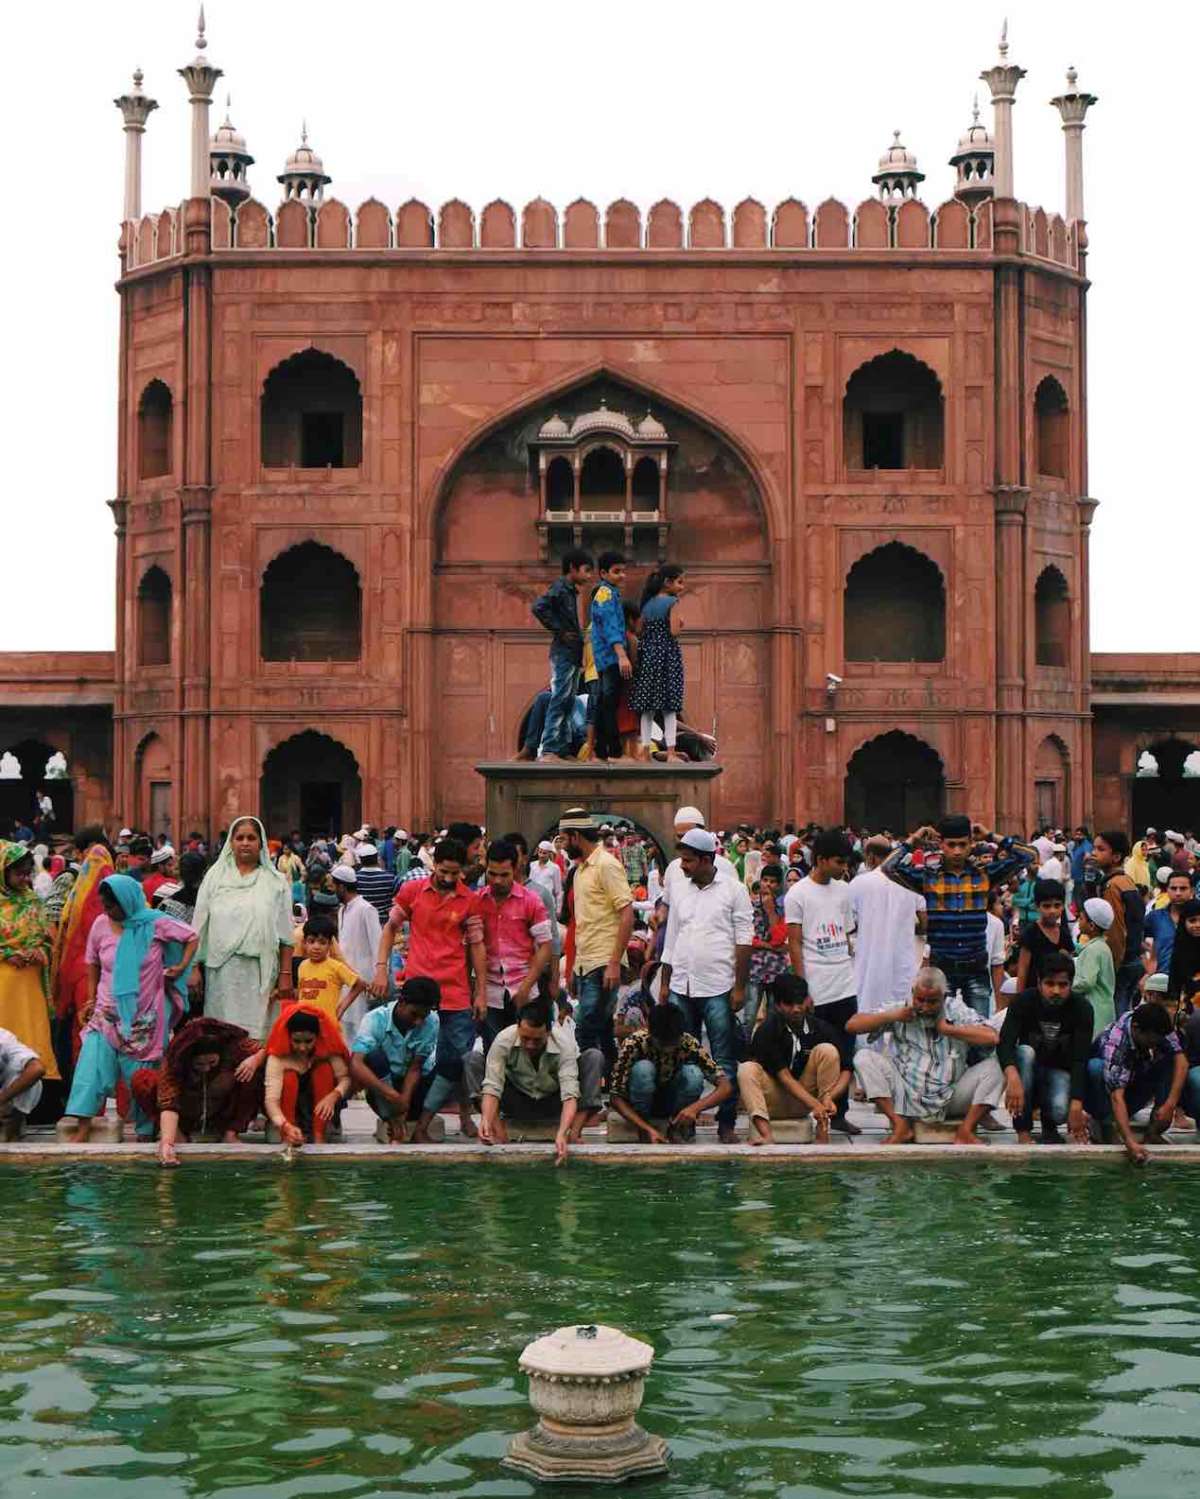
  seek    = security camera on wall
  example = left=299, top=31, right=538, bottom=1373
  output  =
left=826, top=673, right=843, bottom=689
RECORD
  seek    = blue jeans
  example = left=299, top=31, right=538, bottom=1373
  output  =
left=1011, top=1044, right=1072, bottom=1133
left=627, top=1060, right=704, bottom=1120
left=576, top=968, right=619, bottom=1070
left=939, top=965, right=993, bottom=1019
left=668, top=990, right=736, bottom=1128
left=426, top=1008, right=477, bottom=1113
left=540, top=649, right=581, bottom=756
left=1183, top=1064, right=1200, bottom=1122
left=1113, top=960, right=1144, bottom=1020
left=1084, top=1053, right=1174, bottom=1122
left=741, top=981, right=770, bottom=1036
left=360, top=1048, right=432, bottom=1121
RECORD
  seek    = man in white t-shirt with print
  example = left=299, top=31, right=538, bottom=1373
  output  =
left=785, top=827, right=861, bottom=1134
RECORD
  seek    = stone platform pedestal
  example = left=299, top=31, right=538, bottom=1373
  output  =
left=504, top=1323, right=669, bottom=1485
left=476, top=760, right=722, bottom=856
left=913, top=1119, right=961, bottom=1143
left=768, top=1118, right=816, bottom=1143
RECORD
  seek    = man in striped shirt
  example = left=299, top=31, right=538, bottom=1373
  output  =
left=352, top=843, right=399, bottom=922
left=847, top=966, right=1003, bottom=1144
left=882, top=815, right=1036, bottom=1015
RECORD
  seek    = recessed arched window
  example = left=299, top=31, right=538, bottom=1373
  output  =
left=844, top=351, right=944, bottom=470
left=546, top=456, right=574, bottom=508
left=138, top=380, right=173, bottom=480
left=137, top=565, right=172, bottom=667
left=260, top=350, right=363, bottom=468
left=844, top=542, right=946, bottom=662
left=260, top=542, right=362, bottom=661
left=1034, top=565, right=1070, bottom=668
left=632, top=456, right=659, bottom=507
left=1035, top=375, right=1069, bottom=479
left=579, top=446, right=626, bottom=510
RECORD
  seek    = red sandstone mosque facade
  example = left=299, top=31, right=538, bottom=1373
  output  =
left=2, top=19, right=1198, bottom=841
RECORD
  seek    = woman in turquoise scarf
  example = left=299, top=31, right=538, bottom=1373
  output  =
left=62, top=875, right=197, bottom=1143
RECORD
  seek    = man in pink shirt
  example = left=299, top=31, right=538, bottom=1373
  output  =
left=469, top=838, right=555, bottom=1051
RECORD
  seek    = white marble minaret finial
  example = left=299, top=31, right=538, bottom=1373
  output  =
left=1050, top=67, right=1098, bottom=222
left=178, top=7, right=223, bottom=198
left=979, top=20, right=1026, bottom=198
left=114, top=68, right=158, bottom=220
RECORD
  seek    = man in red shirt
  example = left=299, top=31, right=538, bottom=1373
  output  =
left=469, top=839, right=555, bottom=1051
left=371, top=837, right=486, bottom=1141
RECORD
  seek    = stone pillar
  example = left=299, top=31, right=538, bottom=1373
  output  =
left=177, top=9, right=222, bottom=200
left=180, top=488, right=212, bottom=836
left=108, top=499, right=130, bottom=826
left=113, top=70, right=158, bottom=221
left=1050, top=69, right=1097, bottom=224
left=980, top=24, right=1026, bottom=200
left=1077, top=496, right=1099, bottom=823
left=993, top=485, right=1030, bottom=834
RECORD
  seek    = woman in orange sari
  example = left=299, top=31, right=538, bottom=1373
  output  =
left=263, top=1002, right=350, bottom=1145
left=50, top=832, right=115, bottom=1077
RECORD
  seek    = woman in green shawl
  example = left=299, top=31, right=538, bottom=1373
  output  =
left=0, top=840, right=59, bottom=1081
left=193, top=816, right=294, bottom=1039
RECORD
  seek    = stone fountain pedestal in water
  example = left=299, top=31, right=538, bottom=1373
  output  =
left=503, top=1323, right=669, bottom=1484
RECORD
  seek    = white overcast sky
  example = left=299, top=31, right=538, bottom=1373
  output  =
left=4, top=0, right=1195, bottom=652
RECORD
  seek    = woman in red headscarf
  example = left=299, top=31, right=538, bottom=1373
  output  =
left=263, top=1002, right=350, bottom=1144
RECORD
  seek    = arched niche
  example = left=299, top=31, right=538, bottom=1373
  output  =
left=844, top=542, right=946, bottom=663
left=137, top=565, right=172, bottom=668
left=261, top=731, right=362, bottom=840
left=1033, top=734, right=1069, bottom=830
left=1034, top=565, right=1070, bottom=669
left=1035, top=375, right=1069, bottom=480
left=844, top=731, right=945, bottom=833
left=138, top=379, right=173, bottom=480
left=260, top=349, right=362, bottom=468
left=843, top=350, right=944, bottom=471
left=436, top=375, right=768, bottom=572
left=260, top=542, right=362, bottom=661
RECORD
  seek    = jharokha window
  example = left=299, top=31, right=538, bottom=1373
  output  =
left=531, top=401, right=673, bottom=563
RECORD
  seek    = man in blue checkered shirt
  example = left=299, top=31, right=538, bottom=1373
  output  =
left=882, top=814, right=1036, bottom=1016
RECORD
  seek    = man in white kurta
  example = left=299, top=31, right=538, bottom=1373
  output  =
left=332, top=865, right=382, bottom=1043
left=849, top=840, right=926, bottom=1014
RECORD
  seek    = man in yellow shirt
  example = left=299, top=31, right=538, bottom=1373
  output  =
left=296, top=917, right=365, bottom=1024
left=561, top=810, right=633, bottom=1068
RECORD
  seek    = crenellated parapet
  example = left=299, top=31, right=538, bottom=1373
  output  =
left=120, top=192, right=1081, bottom=273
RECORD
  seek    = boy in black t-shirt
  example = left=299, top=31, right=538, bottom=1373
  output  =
left=997, top=951, right=1092, bottom=1144
left=737, top=974, right=853, bottom=1145
left=1014, top=878, right=1074, bottom=992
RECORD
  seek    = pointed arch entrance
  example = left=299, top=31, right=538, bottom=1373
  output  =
left=844, top=732, right=945, bottom=833
left=0, top=738, right=73, bottom=831
left=1132, top=736, right=1200, bottom=836
left=432, top=371, right=775, bottom=827
left=261, top=732, right=362, bottom=839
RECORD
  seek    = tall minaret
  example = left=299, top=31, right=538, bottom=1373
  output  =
left=114, top=69, right=158, bottom=221
left=178, top=7, right=223, bottom=198
left=979, top=21, right=1026, bottom=198
left=1050, top=67, right=1098, bottom=223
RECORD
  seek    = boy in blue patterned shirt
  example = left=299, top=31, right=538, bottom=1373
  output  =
left=590, top=550, right=631, bottom=760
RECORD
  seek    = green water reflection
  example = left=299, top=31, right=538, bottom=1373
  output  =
left=1, top=1160, right=1198, bottom=1498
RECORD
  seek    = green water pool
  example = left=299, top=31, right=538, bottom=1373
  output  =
left=1, top=1160, right=1198, bottom=1498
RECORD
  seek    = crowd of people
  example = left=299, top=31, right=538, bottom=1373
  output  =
left=1, top=805, right=1198, bottom=1166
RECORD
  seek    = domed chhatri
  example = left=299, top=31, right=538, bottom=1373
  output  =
left=278, top=122, right=332, bottom=202
left=637, top=410, right=668, bottom=440
left=503, top=1323, right=669, bottom=1484
left=949, top=97, right=995, bottom=205
left=209, top=96, right=253, bottom=208
left=872, top=130, right=926, bottom=201
left=536, top=413, right=570, bottom=440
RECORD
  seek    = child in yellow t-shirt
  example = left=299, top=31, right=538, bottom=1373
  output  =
left=296, top=917, right=364, bottom=1023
